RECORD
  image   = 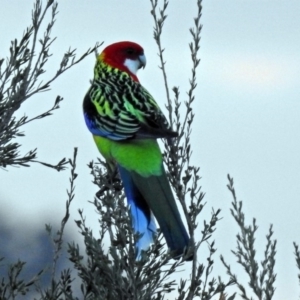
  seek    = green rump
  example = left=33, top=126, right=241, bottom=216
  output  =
left=93, top=135, right=163, bottom=177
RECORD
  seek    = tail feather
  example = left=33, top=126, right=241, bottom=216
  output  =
left=119, top=164, right=191, bottom=260
left=131, top=167, right=190, bottom=259
left=118, top=166, right=156, bottom=257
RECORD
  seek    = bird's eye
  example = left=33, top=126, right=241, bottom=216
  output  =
left=126, top=48, right=134, bottom=55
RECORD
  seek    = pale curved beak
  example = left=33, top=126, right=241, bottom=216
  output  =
left=138, top=54, right=146, bottom=69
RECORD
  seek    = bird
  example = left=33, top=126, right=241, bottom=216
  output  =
left=83, top=41, right=192, bottom=260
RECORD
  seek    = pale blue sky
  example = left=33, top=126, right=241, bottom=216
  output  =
left=1, top=1, right=300, bottom=298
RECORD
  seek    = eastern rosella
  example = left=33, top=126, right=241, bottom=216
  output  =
left=83, top=41, right=191, bottom=260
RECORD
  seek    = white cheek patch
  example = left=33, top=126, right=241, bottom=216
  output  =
left=124, top=58, right=140, bottom=75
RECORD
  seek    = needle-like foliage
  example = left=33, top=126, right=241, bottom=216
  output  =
left=0, top=0, right=99, bottom=170
left=221, top=175, right=277, bottom=300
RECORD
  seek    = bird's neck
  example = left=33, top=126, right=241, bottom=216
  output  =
left=95, top=60, right=139, bottom=82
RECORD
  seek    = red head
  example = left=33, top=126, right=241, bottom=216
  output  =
left=99, top=41, right=146, bottom=82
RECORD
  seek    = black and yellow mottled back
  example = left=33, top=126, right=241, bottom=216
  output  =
left=83, top=61, right=177, bottom=141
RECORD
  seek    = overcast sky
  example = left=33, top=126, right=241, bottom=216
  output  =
left=1, top=1, right=300, bottom=298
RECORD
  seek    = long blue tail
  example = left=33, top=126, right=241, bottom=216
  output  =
left=118, top=165, right=157, bottom=257
left=118, top=165, right=191, bottom=260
